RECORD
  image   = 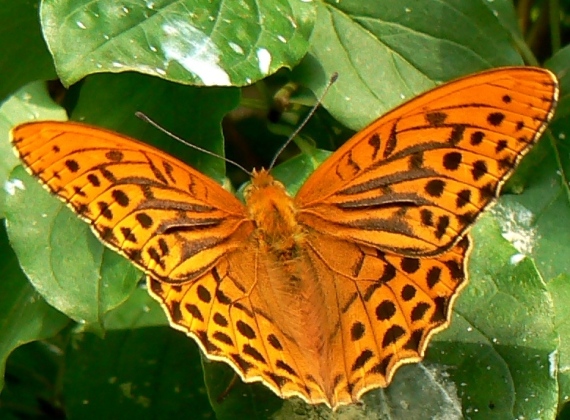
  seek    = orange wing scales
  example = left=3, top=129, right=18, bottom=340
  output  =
left=148, top=228, right=470, bottom=406
left=296, top=67, right=558, bottom=256
left=11, top=67, right=558, bottom=410
left=11, top=122, right=253, bottom=283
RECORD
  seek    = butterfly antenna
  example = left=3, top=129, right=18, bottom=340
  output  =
left=135, top=112, right=253, bottom=176
left=268, top=72, right=339, bottom=170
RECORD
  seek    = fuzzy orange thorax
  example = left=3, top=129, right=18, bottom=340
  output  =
left=244, top=169, right=304, bottom=254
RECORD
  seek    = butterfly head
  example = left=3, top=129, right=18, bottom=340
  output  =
left=244, top=168, right=292, bottom=213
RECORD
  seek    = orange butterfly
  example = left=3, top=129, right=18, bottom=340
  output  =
left=11, top=67, right=558, bottom=410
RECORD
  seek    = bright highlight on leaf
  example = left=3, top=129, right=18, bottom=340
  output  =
left=10, top=67, right=558, bottom=410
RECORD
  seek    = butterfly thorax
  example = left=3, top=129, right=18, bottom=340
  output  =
left=244, top=169, right=305, bottom=256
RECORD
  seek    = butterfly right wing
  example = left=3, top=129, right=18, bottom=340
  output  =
left=11, top=121, right=254, bottom=283
left=295, top=67, right=558, bottom=256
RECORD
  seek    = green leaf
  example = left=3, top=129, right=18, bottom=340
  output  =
left=0, top=223, right=69, bottom=392
left=297, top=0, right=524, bottom=130
left=546, top=45, right=570, bottom=121
left=547, top=274, right=570, bottom=407
left=103, top=287, right=168, bottom=330
left=499, top=112, right=570, bottom=282
left=5, top=167, right=140, bottom=331
left=41, top=0, right=315, bottom=87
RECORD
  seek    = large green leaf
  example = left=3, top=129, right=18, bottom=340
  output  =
left=69, top=72, right=240, bottom=180
left=5, top=167, right=140, bottom=331
left=41, top=0, right=315, bottom=86
left=298, top=0, right=524, bottom=130
left=547, top=45, right=570, bottom=120
left=0, top=223, right=68, bottom=392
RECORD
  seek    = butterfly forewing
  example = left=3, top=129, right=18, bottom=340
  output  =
left=11, top=122, right=253, bottom=282
left=296, top=67, right=558, bottom=256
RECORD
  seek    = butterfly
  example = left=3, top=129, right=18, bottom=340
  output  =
left=11, top=67, right=558, bottom=410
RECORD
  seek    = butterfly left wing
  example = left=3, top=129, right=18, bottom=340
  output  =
left=296, top=67, right=558, bottom=256
left=11, top=121, right=254, bottom=283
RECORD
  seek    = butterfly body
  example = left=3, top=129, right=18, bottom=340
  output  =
left=228, top=169, right=338, bottom=401
left=11, top=67, right=558, bottom=410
